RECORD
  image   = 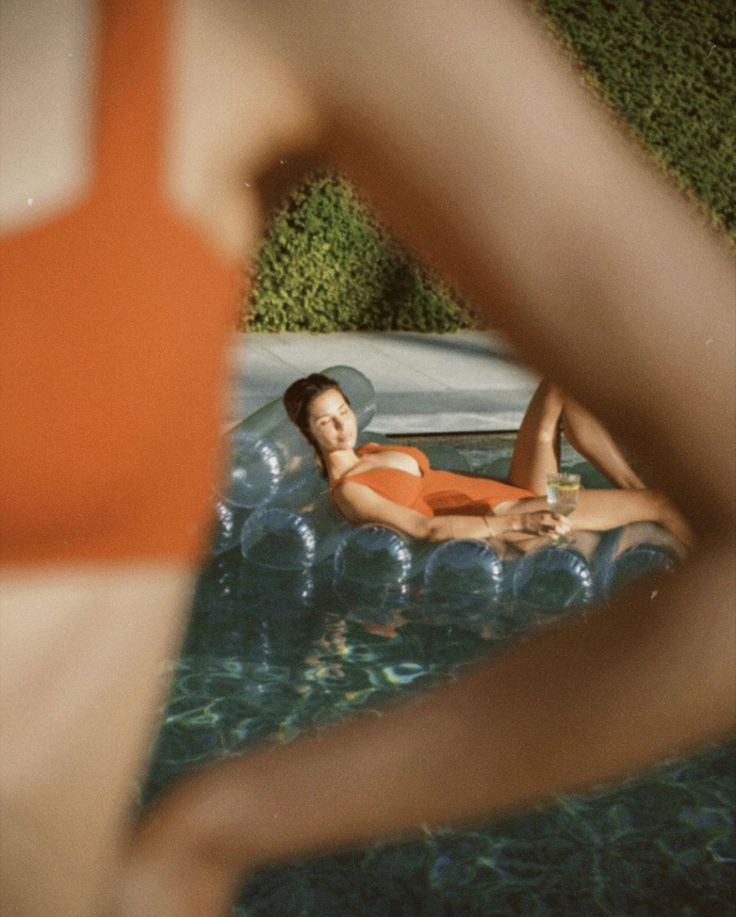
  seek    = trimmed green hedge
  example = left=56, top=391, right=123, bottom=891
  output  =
left=538, top=0, right=735, bottom=236
left=244, top=176, right=472, bottom=333
left=244, top=0, right=735, bottom=333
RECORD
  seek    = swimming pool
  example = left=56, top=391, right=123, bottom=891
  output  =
left=144, top=437, right=735, bottom=915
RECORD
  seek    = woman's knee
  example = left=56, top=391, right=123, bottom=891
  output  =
left=645, top=489, right=672, bottom=520
left=535, top=378, right=564, bottom=406
left=650, top=490, right=693, bottom=545
left=531, top=379, right=565, bottom=439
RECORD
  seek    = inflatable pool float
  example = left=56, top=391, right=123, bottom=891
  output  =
left=211, top=367, right=684, bottom=614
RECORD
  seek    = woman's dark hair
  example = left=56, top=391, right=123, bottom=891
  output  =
left=283, top=373, right=350, bottom=474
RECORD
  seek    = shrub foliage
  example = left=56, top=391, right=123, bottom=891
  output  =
left=537, top=0, right=735, bottom=236
left=244, top=175, right=473, bottom=333
left=244, top=0, right=734, bottom=333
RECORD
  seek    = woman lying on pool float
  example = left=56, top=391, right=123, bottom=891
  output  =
left=284, top=373, right=692, bottom=551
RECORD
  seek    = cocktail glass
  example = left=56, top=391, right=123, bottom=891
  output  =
left=546, top=472, right=581, bottom=545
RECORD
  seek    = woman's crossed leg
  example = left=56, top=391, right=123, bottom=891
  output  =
left=508, top=380, right=646, bottom=495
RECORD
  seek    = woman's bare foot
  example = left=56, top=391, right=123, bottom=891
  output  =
left=657, top=495, right=694, bottom=549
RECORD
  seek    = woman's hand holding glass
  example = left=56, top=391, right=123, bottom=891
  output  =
left=484, top=510, right=570, bottom=542
left=518, top=510, right=570, bottom=539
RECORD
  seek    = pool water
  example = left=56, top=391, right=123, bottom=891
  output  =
left=144, top=437, right=735, bottom=915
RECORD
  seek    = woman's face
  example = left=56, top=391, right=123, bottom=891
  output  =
left=307, top=388, right=357, bottom=453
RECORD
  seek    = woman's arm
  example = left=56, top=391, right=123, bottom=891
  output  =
left=333, top=480, right=568, bottom=543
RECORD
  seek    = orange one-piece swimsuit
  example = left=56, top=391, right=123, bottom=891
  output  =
left=331, top=443, right=534, bottom=515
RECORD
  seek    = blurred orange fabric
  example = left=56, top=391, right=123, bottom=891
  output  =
left=0, top=1, right=240, bottom=565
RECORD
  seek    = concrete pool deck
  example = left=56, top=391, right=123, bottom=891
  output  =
left=228, top=331, right=540, bottom=435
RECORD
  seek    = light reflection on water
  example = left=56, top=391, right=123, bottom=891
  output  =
left=145, top=439, right=735, bottom=915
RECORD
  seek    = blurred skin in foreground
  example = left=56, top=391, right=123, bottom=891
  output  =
left=0, top=2, right=733, bottom=915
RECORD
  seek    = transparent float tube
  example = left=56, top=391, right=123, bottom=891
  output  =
left=595, top=521, right=684, bottom=600
left=510, top=531, right=600, bottom=619
left=240, top=491, right=352, bottom=572
left=331, top=524, right=416, bottom=614
left=423, top=539, right=506, bottom=624
left=210, top=497, right=250, bottom=556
